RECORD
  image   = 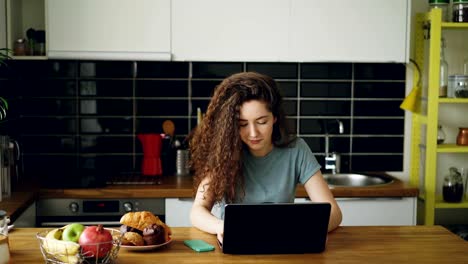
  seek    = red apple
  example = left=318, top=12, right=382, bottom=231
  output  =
left=78, top=225, right=113, bottom=258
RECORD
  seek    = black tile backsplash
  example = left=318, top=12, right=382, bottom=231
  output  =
left=301, top=82, right=352, bottom=98
left=192, top=62, right=243, bottom=78
left=247, top=63, right=298, bottom=79
left=0, top=61, right=406, bottom=188
left=301, top=63, right=352, bottom=79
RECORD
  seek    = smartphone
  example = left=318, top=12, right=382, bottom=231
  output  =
left=184, top=239, right=215, bottom=252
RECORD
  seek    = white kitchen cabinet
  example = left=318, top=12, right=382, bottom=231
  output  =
left=165, top=198, right=223, bottom=227
left=167, top=197, right=416, bottom=227
left=288, top=0, right=410, bottom=62
left=171, top=0, right=290, bottom=62
left=46, top=0, right=171, bottom=60
left=165, top=198, right=194, bottom=227
left=295, top=197, right=417, bottom=226
left=172, top=0, right=410, bottom=63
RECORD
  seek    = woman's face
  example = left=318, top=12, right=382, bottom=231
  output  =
left=238, top=100, right=276, bottom=157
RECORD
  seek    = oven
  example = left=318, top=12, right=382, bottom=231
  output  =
left=36, top=198, right=165, bottom=227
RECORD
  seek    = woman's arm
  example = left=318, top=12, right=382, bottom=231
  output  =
left=190, top=177, right=225, bottom=242
left=303, top=170, right=342, bottom=231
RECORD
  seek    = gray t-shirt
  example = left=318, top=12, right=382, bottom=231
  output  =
left=214, top=138, right=321, bottom=219
left=237, top=137, right=321, bottom=203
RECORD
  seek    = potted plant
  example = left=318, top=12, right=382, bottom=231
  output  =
left=0, top=48, right=12, bottom=121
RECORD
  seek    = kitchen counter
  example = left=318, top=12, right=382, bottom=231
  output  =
left=38, top=173, right=418, bottom=199
left=8, top=226, right=468, bottom=263
left=1, top=174, right=418, bottom=222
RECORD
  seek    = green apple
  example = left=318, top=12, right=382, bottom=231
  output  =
left=62, top=223, right=85, bottom=242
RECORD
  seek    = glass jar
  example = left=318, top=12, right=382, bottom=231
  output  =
left=13, top=38, right=27, bottom=56
left=429, top=0, right=449, bottom=22
left=437, top=125, right=446, bottom=144
left=439, top=38, right=449, bottom=98
left=448, top=75, right=468, bottom=98
left=0, top=210, right=9, bottom=264
left=443, top=167, right=464, bottom=203
left=452, top=0, right=468, bottom=22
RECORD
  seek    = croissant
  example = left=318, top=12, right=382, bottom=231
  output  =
left=120, top=211, right=161, bottom=231
left=120, top=211, right=172, bottom=243
left=122, top=231, right=145, bottom=246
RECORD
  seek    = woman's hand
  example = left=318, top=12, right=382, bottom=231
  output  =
left=216, top=220, right=224, bottom=244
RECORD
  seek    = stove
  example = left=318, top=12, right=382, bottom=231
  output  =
left=36, top=198, right=165, bottom=227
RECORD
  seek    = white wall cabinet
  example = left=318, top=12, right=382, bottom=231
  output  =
left=172, top=0, right=410, bottom=63
left=296, top=197, right=416, bottom=226
left=288, top=0, right=410, bottom=62
left=46, top=0, right=171, bottom=60
left=171, top=0, right=290, bottom=62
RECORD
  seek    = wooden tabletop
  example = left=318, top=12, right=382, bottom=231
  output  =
left=8, top=226, right=468, bottom=263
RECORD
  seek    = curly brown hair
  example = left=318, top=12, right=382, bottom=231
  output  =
left=189, top=72, right=294, bottom=204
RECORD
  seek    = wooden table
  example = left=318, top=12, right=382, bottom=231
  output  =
left=8, top=226, right=468, bottom=263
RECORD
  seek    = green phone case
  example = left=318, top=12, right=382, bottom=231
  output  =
left=184, top=239, right=215, bottom=252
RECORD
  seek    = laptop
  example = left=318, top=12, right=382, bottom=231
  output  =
left=220, top=202, right=331, bottom=254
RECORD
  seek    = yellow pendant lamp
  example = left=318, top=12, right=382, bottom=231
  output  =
left=400, top=60, right=422, bottom=114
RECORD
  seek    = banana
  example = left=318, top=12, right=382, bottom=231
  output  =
left=54, top=254, right=80, bottom=264
left=42, top=228, right=80, bottom=257
left=45, top=228, right=63, bottom=240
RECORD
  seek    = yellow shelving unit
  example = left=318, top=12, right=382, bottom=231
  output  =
left=410, top=9, right=468, bottom=225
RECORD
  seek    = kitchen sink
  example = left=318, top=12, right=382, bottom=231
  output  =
left=322, top=173, right=394, bottom=187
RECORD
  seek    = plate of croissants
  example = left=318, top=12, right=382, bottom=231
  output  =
left=119, top=211, right=172, bottom=251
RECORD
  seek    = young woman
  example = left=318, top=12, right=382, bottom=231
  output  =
left=189, top=72, right=342, bottom=243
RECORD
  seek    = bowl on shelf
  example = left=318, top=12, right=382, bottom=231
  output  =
left=36, top=228, right=122, bottom=264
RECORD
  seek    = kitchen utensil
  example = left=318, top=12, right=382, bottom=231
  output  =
left=162, top=120, right=175, bottom=138
left=437, top=124, right=446, bottom=144
left=176, top=149, right=190, bottom=176
left=456, top=127, right=468, bottom=145
left=137, top=134, right=162, bottom=176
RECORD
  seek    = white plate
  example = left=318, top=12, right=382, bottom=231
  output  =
left=120, top=238, right=172, bottom=251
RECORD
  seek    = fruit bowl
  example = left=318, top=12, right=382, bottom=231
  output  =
left=36, top=228, right=122, bottom=264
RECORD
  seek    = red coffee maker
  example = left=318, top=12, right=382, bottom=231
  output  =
left=137, top=133, right=162, bottom=176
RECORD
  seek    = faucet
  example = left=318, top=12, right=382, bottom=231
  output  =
left=324, top=120, right=344, bottom=174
